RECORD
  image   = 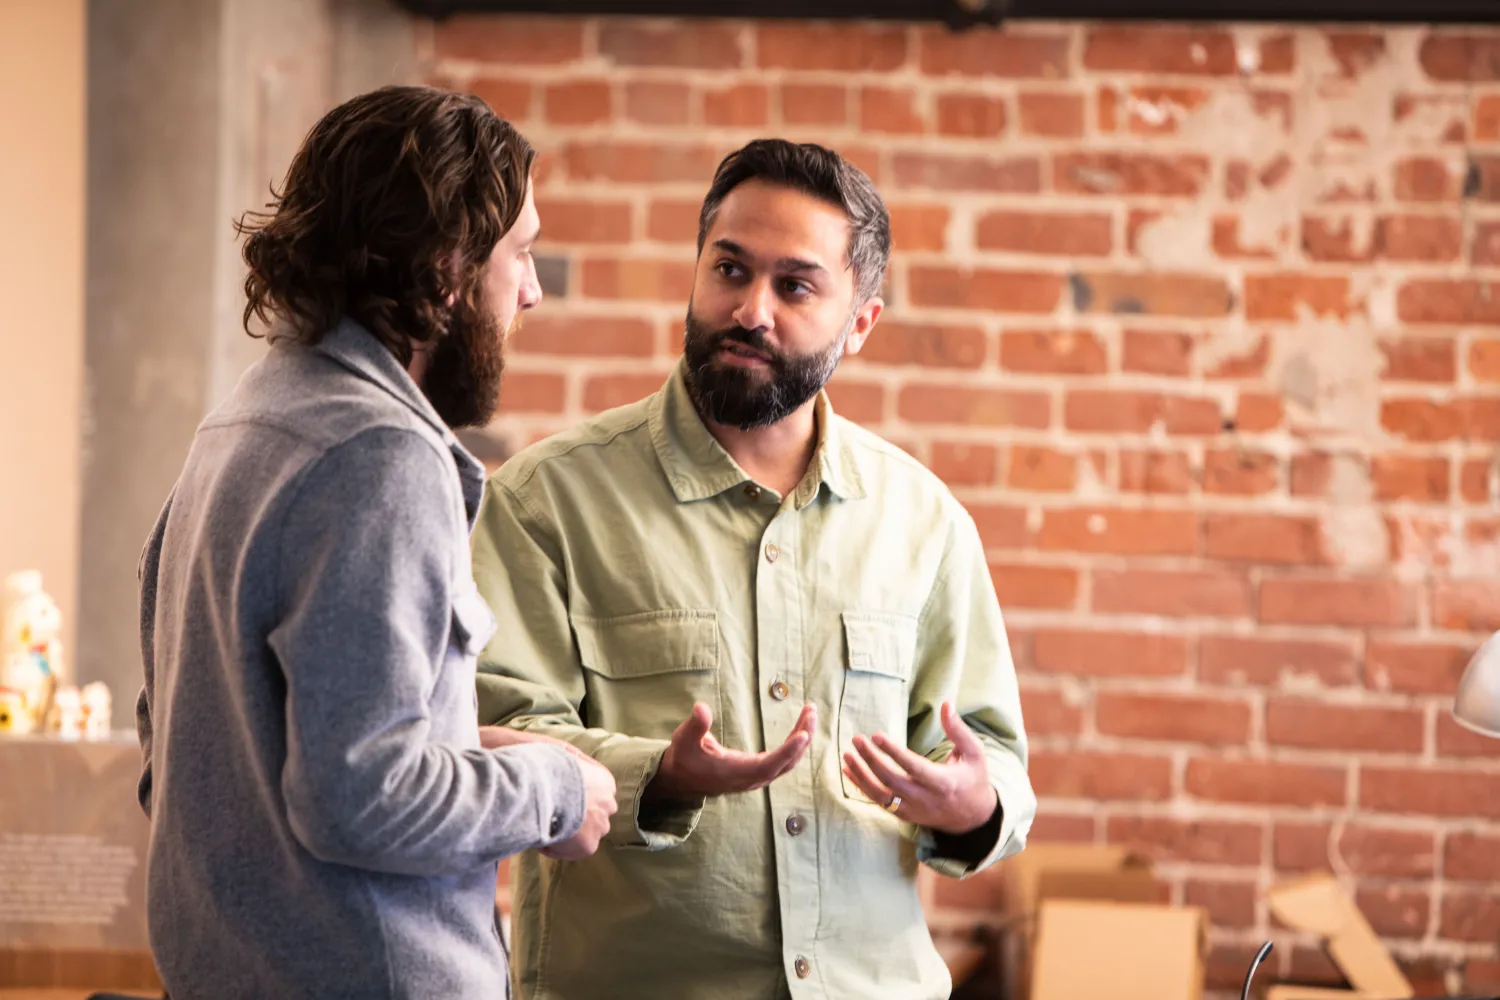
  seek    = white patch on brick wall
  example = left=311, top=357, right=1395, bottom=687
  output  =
left=1133, top=208, right=1211, bottom=270
left=1324, top=454, right=1390, bottom=571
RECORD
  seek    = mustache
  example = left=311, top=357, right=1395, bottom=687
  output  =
left=705, top=326, right=782, bottom=366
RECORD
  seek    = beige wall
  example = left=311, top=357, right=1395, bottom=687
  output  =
left=0, top=0, right=85, bottom=664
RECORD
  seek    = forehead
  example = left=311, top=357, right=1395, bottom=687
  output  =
left=705, top=179, right=850, bottom=268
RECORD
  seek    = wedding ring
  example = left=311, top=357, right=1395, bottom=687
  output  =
left=885, top=794, right=902, bottom=814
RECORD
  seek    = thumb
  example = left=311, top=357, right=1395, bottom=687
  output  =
left=942, top=702, right=984, bottom=758
left=674, top=702, right=713, bottom=747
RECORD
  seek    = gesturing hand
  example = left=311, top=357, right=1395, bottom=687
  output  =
left=841, top=701, right=998, bottom=836
left=645, top=702, right=816, bottom=803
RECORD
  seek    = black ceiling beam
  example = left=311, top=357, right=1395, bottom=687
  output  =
left=395, top=0, right=1499, bottom=27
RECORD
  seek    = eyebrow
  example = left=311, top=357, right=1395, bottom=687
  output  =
left=711, top=238, right=829, bottom=278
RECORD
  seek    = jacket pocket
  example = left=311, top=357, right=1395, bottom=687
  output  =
left=573, top=610, right=720, bottom=741
left=837, top=611, right=918, bottom=803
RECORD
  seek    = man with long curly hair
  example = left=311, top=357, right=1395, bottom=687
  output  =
left=133, top=85, right=616, bottom=1000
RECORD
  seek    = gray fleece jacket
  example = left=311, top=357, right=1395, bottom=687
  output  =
left=135, top=318, right=585, bottom=999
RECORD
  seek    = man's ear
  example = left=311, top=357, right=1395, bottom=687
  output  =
left=842, top=295, right=884, bottom=358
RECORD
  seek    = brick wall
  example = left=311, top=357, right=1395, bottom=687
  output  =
left=420, top=17, right=1500, bottom=994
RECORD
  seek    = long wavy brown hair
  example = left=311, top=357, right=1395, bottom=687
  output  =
left=235, top=85, right=535, bottom=365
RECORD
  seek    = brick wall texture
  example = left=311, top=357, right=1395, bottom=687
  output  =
left=418, top=16, right=1500, bottom=994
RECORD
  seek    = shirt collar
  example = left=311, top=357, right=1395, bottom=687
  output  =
left=648, top=359, right=867, bottom=507
left=309, top=317, right=487, bottom=522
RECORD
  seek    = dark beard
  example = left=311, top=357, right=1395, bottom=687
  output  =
left=681, top=311, right=847, bottom=431
left=422, top=297, right=507, bottom=430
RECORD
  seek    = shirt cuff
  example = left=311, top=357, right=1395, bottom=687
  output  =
left=591, top=736, right=706, bottom=851
left=915, top=744, right=1036, bottom=879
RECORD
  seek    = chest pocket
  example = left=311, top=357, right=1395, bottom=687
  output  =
left=838, top=611, right=918, bottom=804
left=574, top=610, right=720, bottom=741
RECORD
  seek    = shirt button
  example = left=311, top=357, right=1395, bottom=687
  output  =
left=764, top=543, right=780, bottom=563
left=769, top=680, right=789, bottom=701
left=785, top=814, right=806, bottom=836
left=549, top=812, right=563, bottom=838
left=744, top=484, right=762, bottom=501
left=794, top=956, right=811, bottom=979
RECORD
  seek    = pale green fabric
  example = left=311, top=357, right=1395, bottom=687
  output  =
left=473, top=360, right=1036, bottom=1000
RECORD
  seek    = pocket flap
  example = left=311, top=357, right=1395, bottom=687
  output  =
left=451, top=587, right=497, bottom=656
left=574, top=611, right=719, bottom=679
left=842, top=612, right=917, bottom=682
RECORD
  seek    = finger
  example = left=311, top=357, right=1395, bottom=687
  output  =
left=852, top=736, right=923, bottom=800
left=942, top=702, right=986, bottom=758
left=841, top=750, right=893, bottom=804
left=791, top=702, right=818, bottom=737
left=870, top=733, right=948, bottom=789
left=673, top=702, right=713, bottom=747
left=757, top=730, right=811, bottom=777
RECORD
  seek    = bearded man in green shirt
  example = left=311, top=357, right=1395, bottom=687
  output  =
left=471, top=138, right=1036, bottom=1000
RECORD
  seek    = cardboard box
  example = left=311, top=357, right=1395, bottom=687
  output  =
left=1031, top=900, right=1208, bottom=1000
left=1267, top=874, right=1414, bottom=1000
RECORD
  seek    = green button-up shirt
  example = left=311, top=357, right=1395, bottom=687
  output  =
left=473, top=361, right=1035, bottom=1000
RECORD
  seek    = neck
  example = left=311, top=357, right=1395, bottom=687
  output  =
left=405, top=344, right=429, bottom=388
left=703, top=399, right=820, bottom=498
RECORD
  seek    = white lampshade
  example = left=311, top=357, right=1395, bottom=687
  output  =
left=1452, top=631, right=1500, bottom=740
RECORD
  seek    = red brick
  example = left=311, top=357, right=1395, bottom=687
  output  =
left=907, top=266, right=1062, bottom=313
left=1105, top=816, right=1263, bottom=866
left=1290, top=453, right=1333, bottom=496
left=1120, top=85, right=1213, bottom=134
left=887, top=204, right=950, bottom=253
left=434, top=16, right=585, bottom=64
left=1236, top=392, right=1288, bottom=432
left=500, top=371, right=567, bottom=414
left=970, top=504, right=1030, bottom=549
left=1096, top=692, right=1252, bottom=746
left=1461, top=457, right=1497, bottom=503
left=1436, top=711, right=1500, bottom=759
left=1398, top=279, right=1500, bottom=325
left=1395, top=156, right=1466, bottom=202
left=1083, top=26, right=1239, bottom=75
left=563, top=141, right=721, bottom=184
left=1361, top=766, right=1500, bottom=819
left=1030, top=750, right=1173, bottom=801
left=1006, top=445, right=1078, bottom=492
left=891, top=153, right=1042, bottom=193
left=1367, top=639, right=1477, bottom=695
left=581, top=373, right=664, bottom=412
left=1213, top=215, right=1281, bottom=259
left=1380, top=214, right=1465, bottom=262
left=1370, top=454, right=1450, bottom=502
left=918, top=29, right=1070, bottom=78
left=1260, top=577, right=1417, bottom=627
left=534, top=197, right=632, bottom=244
left=622, top=80, right=690, bottom=125
left=1357, top=886, right=1431, bottom=939
left=1208, top=945, right=1278, bottom=993
left=1200, top=634, right=1359, bottom=687
left=702, top=83, right=769, bottom=128
left=930, top=442, right=999, bottom=487
left=1446, top=831, right=1500, bottom=881
left=1243, top=274, right=1352, bottom=320
left=858, top=86, right=925, bottom=134
left=1020, top=686, right=1084, bottom=736
left=600, top=21, right=744, bottom=68
left=1122, top=329, right=1193, bottom=376
left=1470, top=339, right=1500, bottom=382
left=1029, top=814, right=1097, bottom=843
left=1420, top=35, right=1500, bottom=82
left=1259, top=33, right=1296, bottom=72
left=1075, top=272, right=1233, bottom=318
left=1065, top=390, right=1221, bottom=435
left=1266, top=699, right=1424, bottom=753
left=1018, top=90, right=1085, bottom=137
left=823, top=379, right=884, bottom=424
left=1204, top=513, right=1325, bottom=565
left=1274, top=821, right=1437, bottom=878
left=758, top=23, right=906, bottom=71
left=934, top=93, right=1007, bottom=138
left=1301, top=214, right=1376, bottom=262
left=580, top=257, right=693, bottom=302
left=1203, top=448, right=1279, bottom=496
left=1186, top=880, right=1258, bottom=929
left=1038, top=507, right=1198, bottom=557
left=897, top=383, right=1050, bottom=428
left=989, top=563, right=1079, bottom=610
left=1442, top=892, right=1500, bottom=942
left=1380, top=398, right=1464, bottom=442
left=1323, top=31, right=1387, bottom=77
left=511, top=315, right=654, bottom=358
left=860, top=321, right=984, bottom=369
left=544, top=80, right=612, bottom=125
left=1000, top=329, right=1107, bottom=374
left=1205, top=336, right=1271, bottom=379
left=1094, top=568, right=1251, bottom=618
left=1381, top=337, right=1457, bottom=382
left=646, top=200, right=699, bottom=245
left=1055, top=153, right=1210, bottom=196
left=1477, top=94, right=1500, bottom=140
left=1469, top=960, right=1500, bottom=994
left=467, top=77, right=533, bottom=120
left=1118, top=449, right=1195, bottom=494
left=1186, top=759, right=1348, bottom=808
left=779, top=83, right=847, bottom=126
left=1433, top=579, right=1500, bottom=631
left=1031, top=629, right=1190, bottom=678
left=976, top=211, right=1112, bottom=257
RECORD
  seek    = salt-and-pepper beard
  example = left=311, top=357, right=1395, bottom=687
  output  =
left=681, top=308, right=851, bottom=431
left=422, top=290, right=511, bottom=430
